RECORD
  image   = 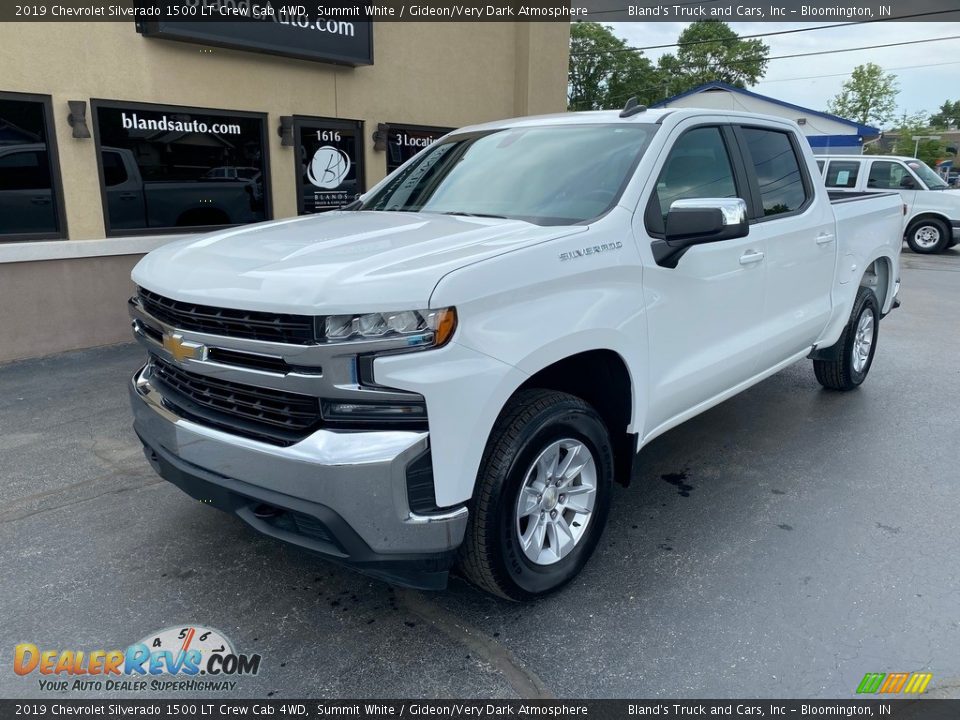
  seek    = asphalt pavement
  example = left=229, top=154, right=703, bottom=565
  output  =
left=1, top=247, right=958, bottom=699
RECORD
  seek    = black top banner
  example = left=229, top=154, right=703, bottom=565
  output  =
left=1, top=700, right=960, bottom=719
left=3, top=0, right=960, bottom=22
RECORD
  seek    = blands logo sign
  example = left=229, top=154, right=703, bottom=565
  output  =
left=856, top=672, right=933, bottom=694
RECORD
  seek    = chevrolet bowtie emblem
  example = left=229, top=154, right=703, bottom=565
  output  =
left=162, top=332, right=206, bottom=363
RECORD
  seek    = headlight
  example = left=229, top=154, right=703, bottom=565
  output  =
left=320, top=307, right=457, bottom=347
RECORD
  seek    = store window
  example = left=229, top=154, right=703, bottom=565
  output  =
left=294, top=117, right=364, bottom=215
left=386, top=125, right=451, bottom=174
left=92, top=101, right=270, bottom=234
left=0, top=92, right=66, bottom=241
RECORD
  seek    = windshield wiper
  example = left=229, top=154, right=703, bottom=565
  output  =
left=440, top=211, right=510, bottom=219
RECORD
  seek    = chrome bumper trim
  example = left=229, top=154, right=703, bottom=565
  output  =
left=130, top=367, right=466, bottom=555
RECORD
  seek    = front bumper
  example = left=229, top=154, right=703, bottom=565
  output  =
left=130, top=367, right=468, bottom=589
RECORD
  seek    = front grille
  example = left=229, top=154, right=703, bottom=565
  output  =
left=150, top=358, right=321, bottom=446
left=138, top=287, right=316, bottom=345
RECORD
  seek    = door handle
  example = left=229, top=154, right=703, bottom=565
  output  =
left=30, top=196, right=51, bottom=205
left=816, top=233, right=835, bottom=245
left=739, top=250, right=765, bottom=265
left=119, top=193, right=138, bottom=200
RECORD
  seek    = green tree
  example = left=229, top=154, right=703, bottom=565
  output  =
left=657, top=21, right=769, bottom=97
left=929, top=100, right=960, bottom=129
left=886, top=112, right=948, bottom=166
left=827, top=63, right=898, bottom=128
left=567, top=22, right=659, bottom=111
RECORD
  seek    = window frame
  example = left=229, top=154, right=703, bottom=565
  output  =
left=293, top=115, right=365, bottom=216
left=0, top=90, right=68, bottom=243
left=644, top=123, right=753, bottom=238
left=733, top=124, right=814, bottom=222
left=90, top=98, right=273, bottom=237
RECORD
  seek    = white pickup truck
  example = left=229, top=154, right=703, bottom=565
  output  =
left=128, top=106, right=902, bottom=600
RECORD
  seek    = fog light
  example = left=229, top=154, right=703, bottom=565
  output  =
left=322, top=400, right=427, bottom=424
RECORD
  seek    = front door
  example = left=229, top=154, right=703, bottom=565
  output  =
left=638, top=124, right=768, bottom=437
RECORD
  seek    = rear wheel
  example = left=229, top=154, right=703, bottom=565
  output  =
left=813, top=286, right=880, bottom=391
left=906, top=218, right=949, bottom=254
left=457, top=389, right=613, bottom=601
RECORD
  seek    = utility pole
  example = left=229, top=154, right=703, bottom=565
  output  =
left=912, top=135, right=941, bottom=158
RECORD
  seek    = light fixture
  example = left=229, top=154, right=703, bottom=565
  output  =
left=67, top=101, right=91, bottom=139
left=372, top=123, right=390, bottom=152
left=278, top=116, right=294, bottom=147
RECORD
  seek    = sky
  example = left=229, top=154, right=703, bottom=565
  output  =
left=607, top=21, right=960, bottom=124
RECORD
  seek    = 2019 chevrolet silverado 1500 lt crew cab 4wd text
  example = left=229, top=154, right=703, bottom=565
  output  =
left=128, top=105, right=903, bottom=600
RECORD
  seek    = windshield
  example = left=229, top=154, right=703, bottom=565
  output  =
left=359, top=124, right=658, bottom=225
left=905, top=159, right=949, bottom=189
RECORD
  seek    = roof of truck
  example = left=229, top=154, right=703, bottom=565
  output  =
left=453, top=107, right=801, bottom=134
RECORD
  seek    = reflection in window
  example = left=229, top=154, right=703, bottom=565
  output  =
left=742, top=128, right=807, bottom=216
left=867, top=161, right=910, bottom=190
left=386, top=126, right=450, bottom=174
left=94, top=104, right=268, bottom=232
left=0, top=96, right=62, bottom=238
left=654, top=127, right=737, bottom=221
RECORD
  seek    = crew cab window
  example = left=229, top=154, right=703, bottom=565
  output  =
left=741, top=127, right=808, bottom=217
left=647, top=126, right=737, bottom=233
left=867, top=161, right=911, bottom=190
left=825, top=161, right=860, bottom=189
left=101, top=150, right=128, bottom=187
left=0, top=150, right=50, bottom=190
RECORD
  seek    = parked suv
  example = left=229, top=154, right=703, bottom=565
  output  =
left=819, top=154, right=960, bottom=254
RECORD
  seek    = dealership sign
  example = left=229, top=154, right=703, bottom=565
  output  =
left=137, top=1, right=373, bottom=67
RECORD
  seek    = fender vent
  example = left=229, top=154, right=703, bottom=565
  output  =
left=406, top=449, right=440, bottom=515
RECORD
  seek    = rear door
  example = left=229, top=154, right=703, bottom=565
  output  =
left=102, top=149, right=146, bottom=230
left=637, top=123, right=768, bottom=434
left=734, top=125, right=837, bottom=369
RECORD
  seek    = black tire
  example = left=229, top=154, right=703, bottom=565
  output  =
left=905, top=217, right=950, bottom=254
left=457, top=389, right=614, bottom=601
left=813, top=286, right=880, bottom=391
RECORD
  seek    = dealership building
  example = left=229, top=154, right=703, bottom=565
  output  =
left=0, top=19, right=569, bottom=363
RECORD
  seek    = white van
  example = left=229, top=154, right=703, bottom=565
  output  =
left=817, top=155, right=960, bottom=254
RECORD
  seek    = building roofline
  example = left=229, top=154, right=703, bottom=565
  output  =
left=651, top=81, right=880, bottom=138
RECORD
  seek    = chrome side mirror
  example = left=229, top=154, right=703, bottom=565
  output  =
left=653, top=198, right=749, bottom=268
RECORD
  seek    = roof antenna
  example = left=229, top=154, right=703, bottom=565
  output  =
left=620, top=97, right=647, bottom=118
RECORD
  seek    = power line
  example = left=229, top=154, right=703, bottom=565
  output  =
left=570, top=10, right=959, bottom=56
left=756, top=60, right=960, bottom=85
left=592, top=36, right=960, bottom=108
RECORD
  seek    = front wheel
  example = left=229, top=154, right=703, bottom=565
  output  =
left=813, top=286, right=880, bottom=391
left=457, top=389, right=613, bottom=601
left=906, top=218, right=949, bottom=254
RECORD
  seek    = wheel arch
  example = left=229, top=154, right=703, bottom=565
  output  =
left=905, top=211, right=951, bottom=236
left=514, top=348, right=638, bottom=486
left=859, top=255, right=894, bottom=313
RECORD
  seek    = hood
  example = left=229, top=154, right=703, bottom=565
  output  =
left=132, top=211, right=586, bottom=314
